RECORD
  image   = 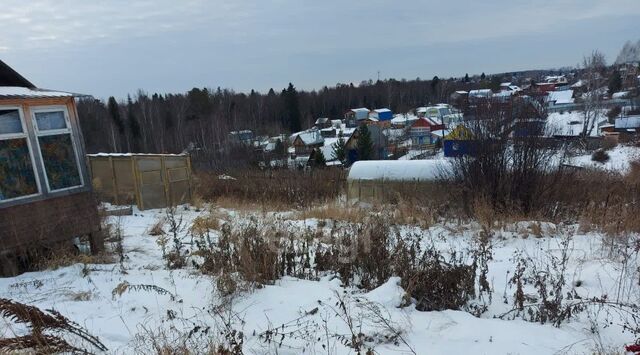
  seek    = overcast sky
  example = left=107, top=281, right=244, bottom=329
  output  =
left=2, top=0, right=640, bottom=99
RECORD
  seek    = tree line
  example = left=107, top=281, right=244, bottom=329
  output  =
left=77, top=77, right=474, bottom=160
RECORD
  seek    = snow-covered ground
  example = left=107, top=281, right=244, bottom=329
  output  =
left=569, top=144, right=640, bottom=172
left=1, top=206, right=639, bottom=354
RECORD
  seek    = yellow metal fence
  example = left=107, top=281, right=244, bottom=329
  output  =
left=88, top=154, right=192, bottom=210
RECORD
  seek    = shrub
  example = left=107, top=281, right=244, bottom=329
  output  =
left=592, top=149, right=610, bottom=164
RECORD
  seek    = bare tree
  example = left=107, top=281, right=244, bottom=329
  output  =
left=580, top=50, right=607, bottom=139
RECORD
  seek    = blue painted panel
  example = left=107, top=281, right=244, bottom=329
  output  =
left=444, top=140, right=476, bottom=157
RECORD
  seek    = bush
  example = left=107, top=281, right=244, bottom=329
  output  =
left=592, top=149, right=610, bottom=164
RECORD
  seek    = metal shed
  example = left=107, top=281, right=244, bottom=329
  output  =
left=88, top=153, right=192, bottom=210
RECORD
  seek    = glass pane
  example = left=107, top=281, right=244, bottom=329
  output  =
left=0, top=138, right=38, bottom=200
left=35, top=111, right=67, bottom=131
left=0, top=109, right=22, bottom=135
left=38, top=134, right=81, bottom=190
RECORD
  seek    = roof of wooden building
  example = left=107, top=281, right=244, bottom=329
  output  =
left=0, top=59, right=35, bottom=88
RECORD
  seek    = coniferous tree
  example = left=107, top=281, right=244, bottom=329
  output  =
left=480, top=72, right=486, bottom=81
left=608, top=70, right=622, bottom=94
left=312, top=149, right=326, bottom=167
left=464, top=73, right=470, bottom=83
left=282, top=83, right=302, bottom=133
left=107, top=96, right=124, bottom=133
left=431, top=76, right=440, bottom=91
left=489, top=76, right=501, bottom=91
left=127, top=95, right=141, bottom=152
left=357, top=124, right=374, bottom=161
left=332, top=135, right=347, bottom=165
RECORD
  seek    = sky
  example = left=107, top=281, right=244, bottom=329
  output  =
left=1, top=0, right=640, bottom=99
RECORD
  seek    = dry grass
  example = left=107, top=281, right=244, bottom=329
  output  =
left=196, top=169, right=346, bottom=210
left=36, top=249, right=114, bottom=271
left=292, top=203, right=368, bottom=223
left=190, top=211, right=222, bottom=236
left=148, top=218, right=166, bottom=236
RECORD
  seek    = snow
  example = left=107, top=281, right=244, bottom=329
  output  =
left=0, top=205, right=638, bottom=354
left=347, top=159, right=451, bottom=181
left=612, top=91, right=630, bottom=99
left=0, top=86, right=76, bottom=98
left=88, top=153, right=186, bottom=157
left=469, top=89, right=492, bottom=97
left=391, top=113, right=419, bottom=126
left=569, top=145, right=640, bottom=172
left=546, top=111, right=604, bottom=137
left=615, top=116, right=640, bottom=129
left=547, top=90, right=574, bottom=105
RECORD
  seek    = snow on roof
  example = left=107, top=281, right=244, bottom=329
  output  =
left=547, top=90, right=574, bottom=105
left=570, top=80, right=584, bottom=88
left=88, top=153, right=187, bottom=157
left=351, top=108, right=370, bottom=113
left=297, top=130, right=324, bottom=145
left=416, top=107, right=428, bottom=113
left=431, top=129, right=451, bottom=138
left=319, top=139, right=337, bottom=161
left=468, top=89, right=492, bottom=97
left=612, top=91, right=629, bottom=99
left=0, top=86, right=77, bottom=99
left=615, top=116, right=640, bottom=129
left=348, top=160, right=451, bottom=181
left=455, top=90, right=468, bottom=94
left=493, top=90, right=514, bottom=97
left=374, top=108, right=392, bottom=113
left=391, top=113, right=419, bottom=124
left=546, top=111, right=603, bottom=137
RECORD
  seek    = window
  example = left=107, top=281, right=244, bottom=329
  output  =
left=0, top=108, right=39, bottom=201
left=32, top=108, right=83, bottom=191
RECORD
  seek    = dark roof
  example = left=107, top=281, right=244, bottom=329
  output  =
left=0, top=60, right=35, bottom=88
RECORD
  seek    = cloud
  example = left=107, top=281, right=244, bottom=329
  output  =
left=2, top=0, right=639, bottom=97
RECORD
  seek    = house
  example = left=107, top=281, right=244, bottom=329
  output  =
left=344, top=125, right=388, bottom=163
left=228, top=130, right=254, bottom=145
left=545, top=75, right=568, bottom=85
left=614, top=115, right=640, bottom=133
left=314, top=117, right=331, bottom=129
left=291, top=130, right=324, bottom=156
left=345, top=108, right=371, bottom=127
left=409, top=117, right=445, bottom=147
left=535, top=82, right=556, bottom=93
left=546, top=90, right=575, bottom=110
left=390, top=114, right=419, bottom=128
left=369, top=108, right=393, bottom=121
left=320, top=127, right=337, bottom=138
left=0, top=60, right=103, bottom=275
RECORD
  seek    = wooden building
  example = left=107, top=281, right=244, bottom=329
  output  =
left=0, top=60, right=102, bottom=276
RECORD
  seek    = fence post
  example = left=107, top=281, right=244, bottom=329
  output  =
left=109, top=156, right=119, bottom=205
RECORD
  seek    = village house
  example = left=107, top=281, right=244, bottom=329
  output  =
left=345, top=108, right=371, bottom=127
left=314, top=117, right=331, bottom=129
left=409, top=116, right=445, bottom=147
left=0, top=60, right=103, bottom=275
left=369, top=108, right=393, bottom=123
left=228, top=129, right=254, bottom=145
left=290, top=129, right=324, bottom=156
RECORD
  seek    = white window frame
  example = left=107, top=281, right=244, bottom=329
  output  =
left=0, top=105, right=42, bottom=203
left=30, top=105, right=85, bottom=193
